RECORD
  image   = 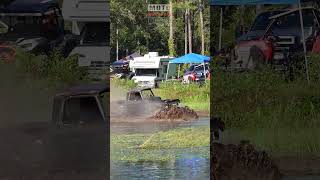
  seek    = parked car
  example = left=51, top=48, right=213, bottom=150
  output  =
left=183, top=64, right=210, bottom=83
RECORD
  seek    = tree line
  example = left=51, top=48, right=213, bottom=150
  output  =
left=110, top=0, right=210, bottom=61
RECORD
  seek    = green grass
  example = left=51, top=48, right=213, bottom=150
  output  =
left=111, top=127, right=210, bottom=162
left=211, top=54, right=320, bottom=155
left=111, top=78, right=210, bottom=113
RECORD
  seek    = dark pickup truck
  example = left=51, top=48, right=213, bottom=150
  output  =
left=0, top=83, right=109, bottom=178
left=113, top=87, right=180, bottom=118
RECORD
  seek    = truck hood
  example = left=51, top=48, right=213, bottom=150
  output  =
left=237, top=27, right=314, bottom=43
left=0, top=35, right=45, bottom=51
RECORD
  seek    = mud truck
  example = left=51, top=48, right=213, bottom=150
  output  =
left=50, top=83, right=108, bottom=172
left=112, top=88, right=180, bottom=117
left=0, top=83, right=109, bottom=176
left=230, top=7, right=320, bottom=70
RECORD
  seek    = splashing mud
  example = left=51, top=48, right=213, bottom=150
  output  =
left=151, top=105, right=199, bottom=121
left=211, top=141, right=282, bottom=180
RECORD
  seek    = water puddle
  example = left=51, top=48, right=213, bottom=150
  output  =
left=110, top=118, right=210, bottom=180
left=111, top=117, right=209, bottom=134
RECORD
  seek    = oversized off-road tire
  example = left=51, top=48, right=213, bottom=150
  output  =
left=211, top=141, right=282, bottom=180
left=246, top=46, right=266, bottom=70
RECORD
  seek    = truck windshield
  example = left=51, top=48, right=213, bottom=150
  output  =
left=135, top=69, right=158, bottom=76
left=251, top=11, right=284, bottom=31
left=0, top=14, right=61, bottom=39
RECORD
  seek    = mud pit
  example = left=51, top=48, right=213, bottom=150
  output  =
left=211, top=141, right=282, bottom=180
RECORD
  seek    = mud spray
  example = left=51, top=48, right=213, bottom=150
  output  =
left=211, top=141, right=282, bottom=180
left=110, top=84, right=199, bottom=123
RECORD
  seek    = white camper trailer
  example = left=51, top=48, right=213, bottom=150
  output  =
left=130, top=52, right=176, bottom=88
left=62, top=0, right=110, bottom=78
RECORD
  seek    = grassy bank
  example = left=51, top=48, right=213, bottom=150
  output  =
left=111, top=78, right=210, bottom=113
left=111, top=127, right=210, bottom=162
left=211, top=54, right=320, bottom=156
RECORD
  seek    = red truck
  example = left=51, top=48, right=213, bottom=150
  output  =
left=232, top=7, right=320, bottom=70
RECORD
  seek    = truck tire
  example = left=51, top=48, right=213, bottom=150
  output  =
left=247, top=46, right=265, bottom=70
left=155, top=81, right=159, bottom=88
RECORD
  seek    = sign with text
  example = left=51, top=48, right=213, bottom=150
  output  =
left=146, top=0, right=170, bottom=17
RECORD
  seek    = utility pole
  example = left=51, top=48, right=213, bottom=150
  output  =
left=116, top=27, right=119, bottom=60
left=199, top=0, right=205, bottom=55
left=185, top=9, right=188, bottom=54
left=187, top=3, right=192, bottom=53
left=169, top=0, right=174, bottom=56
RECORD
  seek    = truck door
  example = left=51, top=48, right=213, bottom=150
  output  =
left=70, top=22, right=110, bottom=79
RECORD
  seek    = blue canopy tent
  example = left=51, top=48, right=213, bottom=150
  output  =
left=166, top=53, right=210, bottom=80
left=211, top=0, right=310, bottom=83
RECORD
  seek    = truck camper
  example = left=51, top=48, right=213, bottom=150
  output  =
left=130, top=52, right=176, bottom=88
left=62, top=0, right=110, bottom=79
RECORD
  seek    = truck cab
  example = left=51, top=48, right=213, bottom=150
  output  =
left=130, top=52, right=176, bottom=88
left=62, top=0, right=110, bottom=79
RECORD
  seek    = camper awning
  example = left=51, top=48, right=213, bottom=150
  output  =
left=170, top=53, right=210, bottom=64
left=211, top=0, right=299, bottom=5
left=0, top=0, right=59, bottom=15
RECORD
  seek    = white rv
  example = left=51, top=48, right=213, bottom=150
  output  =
left=62, top=0, right=110, bottom=78
left=130, top=52, right=176, bottom=88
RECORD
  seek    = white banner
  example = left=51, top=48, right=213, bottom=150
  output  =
left=148, top=4, right=169, bottom=12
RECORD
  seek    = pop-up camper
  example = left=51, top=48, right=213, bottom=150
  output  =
left=62, top=0, right=110, bottom=78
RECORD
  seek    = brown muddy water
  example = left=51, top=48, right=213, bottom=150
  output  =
left=110, top=82, right=210, bottom=179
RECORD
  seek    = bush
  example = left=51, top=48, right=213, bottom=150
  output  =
left=15, top=48, right=88, bottom=86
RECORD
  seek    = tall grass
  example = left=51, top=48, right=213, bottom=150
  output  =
left=211, top=55, right=320, bottom=155
left=14, top=48, right=88, bottom=87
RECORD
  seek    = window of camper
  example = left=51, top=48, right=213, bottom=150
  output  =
left=80, top=22, right=110, bottom=46
left=135, top=69, right=158, bottom=76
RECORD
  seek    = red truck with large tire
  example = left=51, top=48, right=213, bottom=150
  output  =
left=231, top=7, right=320, bottom=70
